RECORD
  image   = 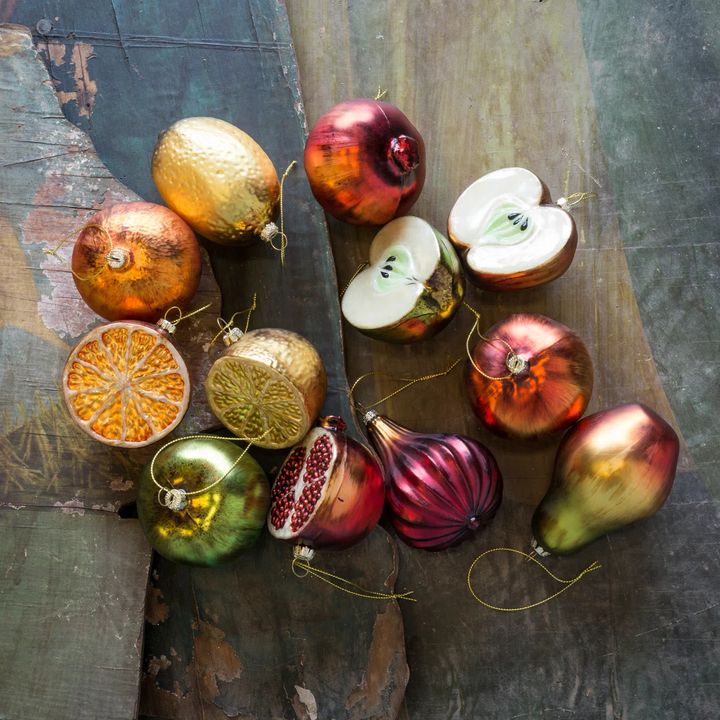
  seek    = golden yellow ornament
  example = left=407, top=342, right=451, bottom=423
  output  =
left=151, top=117, right=280, bottom=245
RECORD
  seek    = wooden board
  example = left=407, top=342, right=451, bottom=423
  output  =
left=2, top=3, right=409, bottom=718
left=285, top=1, right=720, bottom=718
left=0, top=24, right=157, bottom=719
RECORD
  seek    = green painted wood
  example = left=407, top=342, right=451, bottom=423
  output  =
left=3, top=3, right=409, bottom=717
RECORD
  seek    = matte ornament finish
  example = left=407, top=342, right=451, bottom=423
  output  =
left=365, top=412, right=502, bottom=551
left=466, top=313, right=593, bottom=439
left=532, top=403, right=679, bottom=555
left=304, top=99, right=425, bottom=225
left=205, top=328, right=327, bottom=449
left=137, top=437, right=269, bottom=566
left=72, top=202, right=202, bottom=322
left=341, top=216, right=464, bottom=343
left=152, top=117, right=280, bottom=245
left=63, top=321, right=190, bottom=447
left=268, top=416, right=385, bottom=549
left=448, top=167, right=577, bottom=291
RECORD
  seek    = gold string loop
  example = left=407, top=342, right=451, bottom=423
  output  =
left=349, top=358, right=463, bottom=415
left=291, top=546, right=415, bottom=602
left=149, top=429, right=272, bottom=510
left=467, top=547, right=602, bottom=612
left=374, top=87, right=388, bottom=101
left=463, top=302, right=526, bottom=381
left=209, top=294, right=257, bottom=347
left=162, top=302, right=212, bottom=326
left=43, top=222, right=115, bottom=282
left=260, top=160, right=297, bottom=265
left=340, top=261, right=370, bottom=299
left=557, top=191, right=598, bottom=211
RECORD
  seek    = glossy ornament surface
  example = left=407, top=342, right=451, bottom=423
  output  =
left=152, top=116, right=280, bottom=245
left=365, top=412, right=502, bottom=550
left=532, top=403, right=679, bottom=555
left=448, top=167, right=576, bottom=291
left=63, top=320, right=190, bottom=447
left=466, top=313, right=593, bottom=439
left=71, top=201, right=201, bottom=322
left=137, top=436, right=269, bottom=566
left=205, top=328, right=327, bottom=450
left=304, top=99, right=425, bottom=225
left=268, top=416, right=385, bottom=549
left=341, top=216, right=464, bottom=343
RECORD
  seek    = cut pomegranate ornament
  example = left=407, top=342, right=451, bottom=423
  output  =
left=268, top=416, right=385, bottom=550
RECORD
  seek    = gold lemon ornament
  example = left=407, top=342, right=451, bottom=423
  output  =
left=152, top=117, right=280, bottom=246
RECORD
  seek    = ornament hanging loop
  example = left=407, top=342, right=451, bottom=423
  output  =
left=157, top=302, right=212, bottom=335
left=261, top=160, right=297, bottom=265
left=374, top=87, right=388, bottom=101
left=557, top=191, right=597, bottom=212
left=463, top=302, right=525, bottom=381
left=290, top=544, right=416, bottom=602
left=467, top=547, right=602, bottom=612
left=209, top=293, right=258, bottom=347
left=350, top=358, right=463, bottom=416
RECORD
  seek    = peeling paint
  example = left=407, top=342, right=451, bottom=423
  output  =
left=192, top=620, right=243, bottom=704
left=54, top=42, right=97, bottom=118
left=145, top=586, right=170, bottom=626
left=293, top=685, right=318, bottom=720
left=53, top=498, right=85, bottom=515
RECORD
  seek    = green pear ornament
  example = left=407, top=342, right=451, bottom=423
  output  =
left=532, top=403, right=679, bottom=556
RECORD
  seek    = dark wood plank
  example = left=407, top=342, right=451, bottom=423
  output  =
left=3, top=3, right=409, bottom=716
left=285, top=2, right=720, bottom=718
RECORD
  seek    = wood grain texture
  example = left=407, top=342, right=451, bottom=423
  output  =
left=286, top=1, right=720, bottom=717
left=3, top=3, right=409, bottom=717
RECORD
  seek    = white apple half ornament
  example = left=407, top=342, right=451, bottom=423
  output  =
left=448, top=167, right=577, bottom=291
left=341, top=216, right=464, bottom=343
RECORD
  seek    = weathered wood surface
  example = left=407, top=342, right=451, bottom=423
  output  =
left=0, top=24, right=156, bottom=720
left=3, top=3, right=409, bottom=718
left=286, top=1, right=720, bottom=718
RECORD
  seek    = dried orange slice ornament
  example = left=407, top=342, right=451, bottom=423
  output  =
left=205, top=327, right=326, bottom=450
left=63, top=318, right=191, bottom=448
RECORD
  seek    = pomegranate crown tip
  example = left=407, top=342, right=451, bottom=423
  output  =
left=318, top=415, right=347, bottom=433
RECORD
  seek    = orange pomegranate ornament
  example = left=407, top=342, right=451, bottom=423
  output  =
left=63, top=317, right=191, bottom=448
left=465, top=313, right=593, bottom=440
left=71, top=202, right=202, bottom=322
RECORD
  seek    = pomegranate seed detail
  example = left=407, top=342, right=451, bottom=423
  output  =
left=270, top=433, right=335, bottom=535
left=270, top=446, right=306, bottom=530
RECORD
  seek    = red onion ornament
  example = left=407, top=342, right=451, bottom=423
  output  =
left=268, top=416, right=385, bottom=549
left=364, top=410, right=502, bottom=551
left=465, top=312, right=593, bottom=440
left=532, top=403, right=679, bottom=556
left=304, top=98, right=425, bottom=225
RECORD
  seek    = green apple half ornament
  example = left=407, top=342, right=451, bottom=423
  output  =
left=448, top=167, right=577, bottom=291
left=341, top=216, right=464, bottom=343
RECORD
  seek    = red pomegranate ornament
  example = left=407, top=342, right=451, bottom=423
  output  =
left=304, top=99, right=425, bottom=225
left=364, top=411, right=502, bottom=551
left=268, top=416, right=385, bottom=549
left=466, top=313, right=593, bottom=440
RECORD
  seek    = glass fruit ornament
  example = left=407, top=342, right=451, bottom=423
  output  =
left=152, top=117, right=280, bottom=245
left=341, top=216, right=464, bottom=343
left=62, top=317, right=190, bottom=447
left=465, top=313, right=593, bottom=439
left=205, top=325, right=327, bottom=450
left=448, top=167, right=577, bottom=291
left=532, top=403, right=679, bottom=556
left=137, top=435, right=270, bottom=566
left=304, top=99, right=425, bottom=225
left=71, top=201, right=201, bottom=322
left=268, top=416, right=385, bottom=549
left=364, top=411, right=502, bottom=550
